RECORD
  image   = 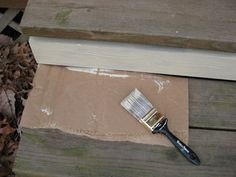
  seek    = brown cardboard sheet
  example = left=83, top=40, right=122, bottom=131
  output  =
left=21, top=65, right=189, bottom=146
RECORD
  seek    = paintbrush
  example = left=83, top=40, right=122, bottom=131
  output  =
left=121, top=88, right=200, bottom=165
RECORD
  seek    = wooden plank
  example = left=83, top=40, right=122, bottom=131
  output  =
left=0, top=0, right=28, bottom=9
left=21, top=0, right=236, bottom=52
left=0, top=8, right=20, bottom=32
left=14, top=69, right=236, bottom=175
left=0, top=12, right=22, bottom=33
left=14, top=128, right=236, bottom=177
left=29, top=37, right=236, bottom=81
left=189, top=79, right=236, bottom=130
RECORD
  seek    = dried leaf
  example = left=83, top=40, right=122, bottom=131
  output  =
left=0, top=38, right=37, bottom=176
left=0, top=165, right=11, bottom=176
left=0, top=90, right=16, bottom=119
left=0, top=124, right=16, bottom=137
left=0, top=46, right=10, bottom=61
left=0, top=35, right=13, bottom=46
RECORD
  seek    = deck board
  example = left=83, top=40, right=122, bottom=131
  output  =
left=189, top=79, right=236, bottom=130
left=14, top=128, right=236, bottom=177
left=20, top=0, right=236, bottom=52
left=0, top=0, right=28, bottom=8
left=14, top=78, right=236, bottom=176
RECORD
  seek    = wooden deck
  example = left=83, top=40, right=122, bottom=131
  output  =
left=0, top=0, right=28, bottom=9
left=14, top=78, right=236, bottom=177
left=20, top=0, right=236, bottom=52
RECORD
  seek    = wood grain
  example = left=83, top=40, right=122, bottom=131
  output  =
left=0, top=9, right=20, bottom=32
left=21, top=0, right=236, bottom=52
left=14, top=76, right=236, bottom=176
left=0, top=12, right=22, bottom=33
left=14, top=128, right=236, bottom=177
left=0, top=0, right=28, bottom=9
left=189, top=79, right=236, bottom=130
left=29, top=37, right=236, bottom=81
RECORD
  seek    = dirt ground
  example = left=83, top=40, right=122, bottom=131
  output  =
left=0, top=34, right=37, bottom=176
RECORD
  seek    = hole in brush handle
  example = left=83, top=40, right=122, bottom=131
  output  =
left=153, top=118, right=201, bottom=165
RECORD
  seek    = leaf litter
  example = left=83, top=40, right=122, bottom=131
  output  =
left=0, top=34, right=37, bottom=176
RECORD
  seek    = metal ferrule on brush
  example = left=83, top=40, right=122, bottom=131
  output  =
left=121, top=88, right=201, bottom=165
left=140, top=108, right=165, bottom=131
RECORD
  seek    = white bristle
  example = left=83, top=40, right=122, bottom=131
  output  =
left=121, top=88, right=153, bottom=119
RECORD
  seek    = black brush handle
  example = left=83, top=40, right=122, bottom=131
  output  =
left=153, top=118, right=200, bottom=165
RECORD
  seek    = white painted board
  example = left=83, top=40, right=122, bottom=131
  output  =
left=29, top=37, right=236, bottom=80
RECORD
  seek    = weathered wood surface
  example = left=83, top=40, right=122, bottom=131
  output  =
left=15, top=128, right=236, bottom=177
left=189, top=79, right=236, bottom=130
left=21, top=0, right=236, bottom=52
left=0, top=9, right=20, bottom=32
left=0, top=0, right=28, bottom=9
left=0, top=12, right=22, bottom=33
left=14, top=78, right=236, bottom=176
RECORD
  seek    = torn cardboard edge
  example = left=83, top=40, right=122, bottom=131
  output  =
left=21, top=65, right=189, bottom=147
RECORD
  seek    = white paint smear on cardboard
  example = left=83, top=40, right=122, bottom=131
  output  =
left=41, top=106, right=53, bottom=116
left=67, top=66, right=129, bottom=78
left=154, top=80, right=170, bottom=93
left=22, top=65, right=189, bottom=147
